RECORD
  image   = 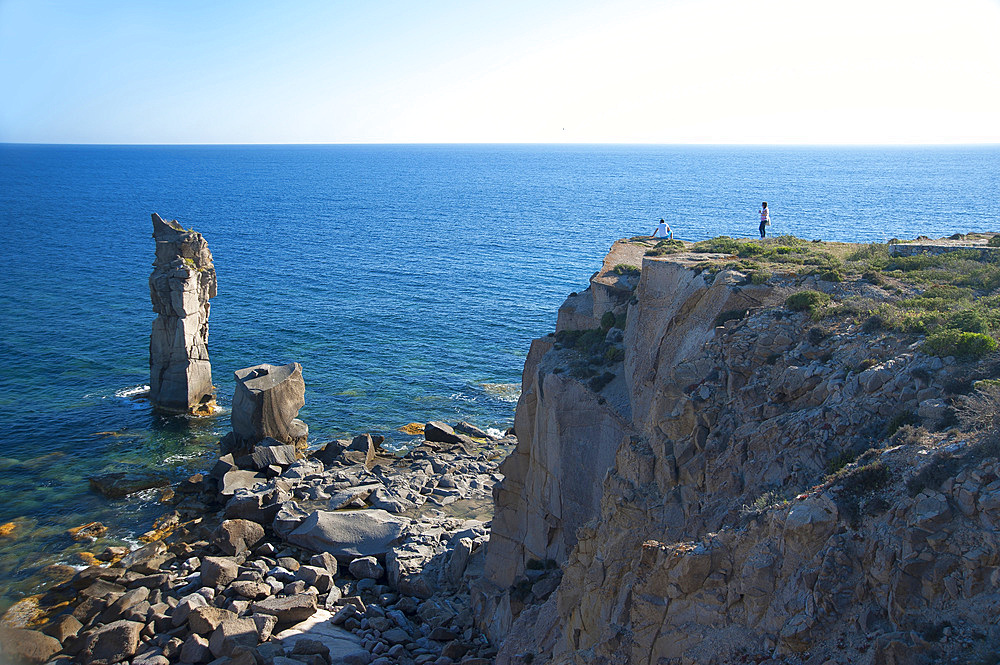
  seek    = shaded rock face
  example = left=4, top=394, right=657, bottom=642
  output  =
left=149, top=213, right=217, bottom=415
left=231, top=362, right=308, bottom=450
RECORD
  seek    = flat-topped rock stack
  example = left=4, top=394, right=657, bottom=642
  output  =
left=148, top=213, right=217, bottom=415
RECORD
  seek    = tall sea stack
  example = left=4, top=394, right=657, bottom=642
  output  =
left=149, top=213, right=217, bottom=414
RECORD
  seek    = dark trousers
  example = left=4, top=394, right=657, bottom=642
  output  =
left=759, top=222, right=767, bottom=238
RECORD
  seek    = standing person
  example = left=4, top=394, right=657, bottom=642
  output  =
left=652, top=219, right=673, bottom=240
left=759, top=202, right=770, bottom=238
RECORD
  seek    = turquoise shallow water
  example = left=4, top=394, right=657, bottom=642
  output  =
left=0, top=143, right=998, bottom=610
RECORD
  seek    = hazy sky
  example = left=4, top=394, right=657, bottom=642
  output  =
left=1, top=0, right=998, bottom=144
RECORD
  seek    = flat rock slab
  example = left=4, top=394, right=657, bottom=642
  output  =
left=287, top=509, right=407, bottom=558
left=327, top=484, right=382, bottom=510
left=272, top=609, right=361, bottom=661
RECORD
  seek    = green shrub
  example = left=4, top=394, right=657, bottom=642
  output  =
left=747, top=270, right=771, bottom=285
left=819, top=269, right=843, bottom=282
left=614, top=312, right=627, bottom=329
left=600, top=311, right=616, bottom=332
left=989, top=236, right=1000, bottom=247
left=923, top=330, right=998, bottom=359
left=604, top=346, right=624, bottom=363
left=944, top=309, right=989, bottom=334
left=589, top=371, right=615, bottom=392
left=645, top=239, right=687, bottom=256
left=832, top=460, right=891, bottom=524
left=693, top=236, right=740, bottom=255
left=785, top=290, right=831, bottom=313
left=575, top=329, right=605, bottom=355
left=612, top=264, right=641, bottom=276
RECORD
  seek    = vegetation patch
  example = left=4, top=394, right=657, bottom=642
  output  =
left=645, top=239, right=686, bottom=256
left=887, top=410, right=920, bottom=436
left=831, top=460, right=892, bottom=525
left=785, top=290, right=831, bottom=315
left=923, top=330, right=998, bottom=360
left=612, top=264, right=641, bottom=276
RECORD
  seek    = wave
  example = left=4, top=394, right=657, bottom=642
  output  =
left=481, top=382, right=521, bottom=403
left=115, top=385, right=150, bottom=400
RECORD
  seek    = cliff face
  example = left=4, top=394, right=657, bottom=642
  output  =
left=477, top=239, right=1000, bottom=664
left=149, top=213, right=217, bottom=414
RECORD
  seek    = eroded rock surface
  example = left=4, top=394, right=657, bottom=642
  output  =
left=148, top=213, right=217, bottom=415
left=477, top=238, right=1000, bottom=664
left=230, top=362, right=308, bottom=450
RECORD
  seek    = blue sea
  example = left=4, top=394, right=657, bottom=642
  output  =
left=0, top=144, right=998, bottom=610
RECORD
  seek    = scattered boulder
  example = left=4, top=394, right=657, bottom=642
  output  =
left=213, top=519, right=265, bottom=555
left=249, top=439, right=298, bottom=469
left=0, top=626, right=62, bottom=664
left=348, top=556, right=385, bottom=580
left=80, top=619, right=143, bottom=665
left=201, top=556, right=240, bottom=588
left=286, top=509, right=407, bottom=558
left=250, top=595, right=318, bottom=626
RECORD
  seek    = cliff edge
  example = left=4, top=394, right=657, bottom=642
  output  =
left=476, top=234, right=1000, bottom=664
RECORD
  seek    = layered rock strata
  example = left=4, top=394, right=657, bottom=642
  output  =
left=148, top=213, right=217, bottom=415
left=227, top=362, right=309, bottom=453
left=477, top=238, right=1000, bottom=664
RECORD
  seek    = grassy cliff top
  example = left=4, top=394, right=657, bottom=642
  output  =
left=625, top=232, right=1000, bottom=361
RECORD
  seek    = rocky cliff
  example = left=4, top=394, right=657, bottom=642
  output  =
left=476, top=236, right=1000, bottom=664
left=149, top=213, right=217, bottom=415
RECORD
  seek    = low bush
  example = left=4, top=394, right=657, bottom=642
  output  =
left=785, top=290, right=831, bottom=314
left=612, top=264, right=641, bottom=276
left=887, top=410, right=919, bottom=436
left=989, top=236, right=1000, bottom=247
left=747, top=270, right=771, bottom=284
left=832, top=460, right=891, bottom=525
left=589, top=371, right=615, bottom=392
left=604, top=346, right=624, bottom=363
left=600, top=311, right=616, bottom=332
left=923, top=330, right=998, bottom=359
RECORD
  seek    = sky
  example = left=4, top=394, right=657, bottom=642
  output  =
left=1, top=0, right=999, bottom=144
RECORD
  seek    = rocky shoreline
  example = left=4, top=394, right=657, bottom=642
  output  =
left=0, top=419, right=521, bottom=665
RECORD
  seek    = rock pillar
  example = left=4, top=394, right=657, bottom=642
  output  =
left=229, top=362, right=308, bottom=451
left=148, top=213, right=217, bottom=414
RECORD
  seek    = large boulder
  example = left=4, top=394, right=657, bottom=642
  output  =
left=201, top=556, right=240, bottom=588
left=249, top=438, right=298, bottom=469
left=250, top=595, right=318, bottom=626
left=80, top=620, right=143, bottom=665
left=213, top=519, right=265, bottom=556
left=231, top=362, right=308, bottom=449
left=286, top=509, right=407, bottom=558
left=0, top=626, right=62, bottom=664
left=148, top=213, right=217, bottom=415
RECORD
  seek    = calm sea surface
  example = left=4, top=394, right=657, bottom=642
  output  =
left=0, top=144, right=998, bottom=609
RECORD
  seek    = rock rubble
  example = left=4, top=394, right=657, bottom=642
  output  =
left=2, top=421, right=511, bottom=665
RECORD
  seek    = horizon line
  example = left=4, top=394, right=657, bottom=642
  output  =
left=3, top=141, right=1000, bottom=148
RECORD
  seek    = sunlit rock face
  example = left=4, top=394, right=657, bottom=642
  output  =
left=149, top=212, right=217, bottom=415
